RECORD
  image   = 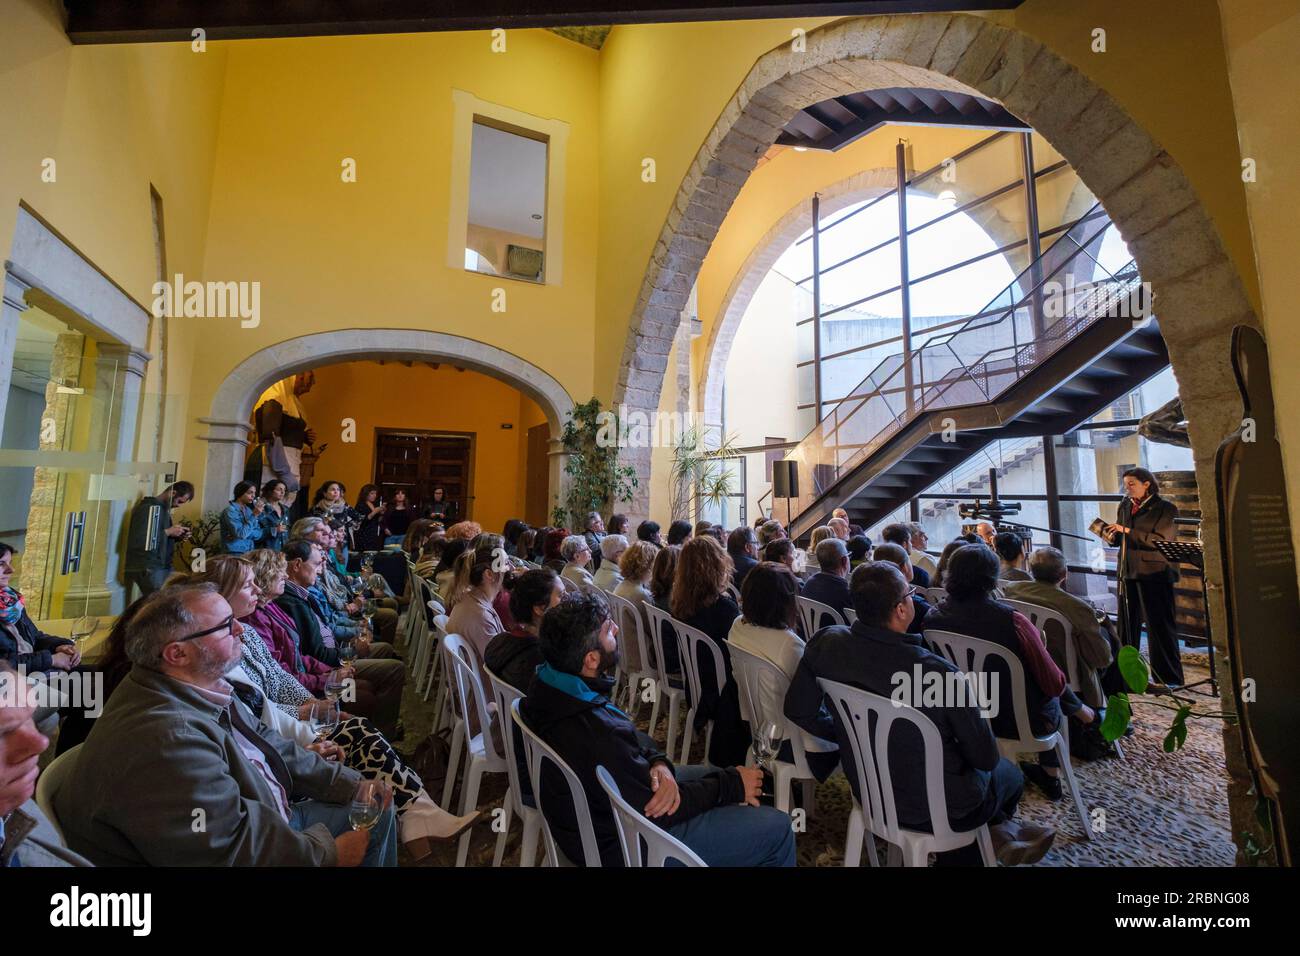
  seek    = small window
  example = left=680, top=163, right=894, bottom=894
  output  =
left=467, top=119, right=547, bottom=282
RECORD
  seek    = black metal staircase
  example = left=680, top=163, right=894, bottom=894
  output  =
left=781, top=204, right=1168, bottom=540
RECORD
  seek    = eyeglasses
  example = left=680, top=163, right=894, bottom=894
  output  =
left=173, top=615, right=238, bottom=643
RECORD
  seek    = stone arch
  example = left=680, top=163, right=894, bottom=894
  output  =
left=198, top=328, right=574, bottom=512
left=614, top=12, right=1259, bottom=852
left=697, top=162, right=1024, bottom=429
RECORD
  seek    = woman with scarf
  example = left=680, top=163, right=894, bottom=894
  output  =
left=0, top=542, right=79, bottom=674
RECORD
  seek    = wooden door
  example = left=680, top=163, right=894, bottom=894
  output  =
left=374, top=429, right=472, bottom=518
left=525, top=423, right=550, bottom=526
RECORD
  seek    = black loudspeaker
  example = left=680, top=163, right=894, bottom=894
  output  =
left=772, top=460, right=799, bottom=499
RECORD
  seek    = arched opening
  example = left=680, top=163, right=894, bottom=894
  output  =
left=199, top=329, right=574, bottom=519
left=615, top=13, right=1259, bottom=858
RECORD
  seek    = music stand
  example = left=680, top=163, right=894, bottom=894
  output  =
left=1153, top=539, right=1217, bottom=696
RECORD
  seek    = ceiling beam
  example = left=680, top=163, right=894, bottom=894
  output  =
left=64, top=1, right=1025, bottom=44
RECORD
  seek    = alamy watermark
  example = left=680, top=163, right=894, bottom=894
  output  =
left=890, top=664, right=999, bottom=719
left=151, top=273, right=260, bottom=328
left=595, top=406, right=709, bottom=449
left=0, top=666, right=105, bottom=718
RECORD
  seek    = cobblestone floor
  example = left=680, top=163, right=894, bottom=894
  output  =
left=400, top=648, right=1236, bottom=868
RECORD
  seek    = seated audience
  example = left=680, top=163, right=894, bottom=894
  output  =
left=582, top=513, right=607, bottom=570
left=808, top=525, right=833, bottom=553
left=727, top=563, right=838, bottom=779
left=607, top=514, right=629, bottom=537
left=704, top=525, right=727, bottom=549
left=649, top=544, right=683, bottom=674
left=975, top=521, right=997, bottom=548
left=935, top=538, right=969, bottom=589
left=848, top=523, right=865, bottom=539
left=907, top=522, right=938, bottom=580
left=518, top=593, right=794, bottom=867
left=727, top=526, right=760, bottom=590
left=243, top=549, right=334, bottom=696
left=433, top=538, right=469, bottom=600
left=203, top=556, right=477, bottom=857
left=295, top=518, right=400, bottom=643
left=784, top=562, right=1055, bottom=865
left=666, top=520, right=693, bottom=546
left=1004, top=547, right=1123, bottom=710
left=502, top=519, right=528, bottom=557
left=758, top=519, right=786, bottom=550
left=446, top=541, right=507, bottom=665
left=414, top=537, right=445, bottom=581
left=542, top=527, right=570, bottom=574
left=924, top=545, right=1097, bottom=801
left=221, top=481, right=266, bottom=554
left=404, top=518, right=438, bottom=563
left=486, top=568, right=562, bottom=692
left=800, top=538, right=853, bottom=622
left=515, top=528, right=538, bottom=565
left=274, top=540, right=407, bottom=738
left=671, top=537, right=748, bottom=766
left=881, top=523, right=931, bottom=587
left=0, top=663, right=91, bottom=865
left=613, top=541, right=659, bottom=676
left=636, top=519, right=663, bottom=547
left=592, top=534, right=628, bottom=592
left=847, top=534, right=872, bottom=569
left=764, top=538, right=800, bottom=580
left=871, top=543, right=932, bottom=636
left=560, top=534, right=595, bottom=590
left=995, top=531, right=1032, bottom=581
left=1, top=542, right=80, bottom=675
left=828, top=516, right=850, bottom=541
left=55, top=584, right=398, bottom=866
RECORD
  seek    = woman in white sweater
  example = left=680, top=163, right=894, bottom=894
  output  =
left=612, top=540, right=659, bottom=674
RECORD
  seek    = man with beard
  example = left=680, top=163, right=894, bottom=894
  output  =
left=54, top=583, right=397, bottom=866
left=517, top=592, right=794, bottom=867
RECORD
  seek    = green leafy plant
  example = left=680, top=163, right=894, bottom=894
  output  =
left=552, top=398, right=638, bottom=529
left=1100, top=645, right=1235, bottom=752
left=669, top=423, right=740, bottom=523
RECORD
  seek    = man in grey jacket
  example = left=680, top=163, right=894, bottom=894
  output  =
left=54, top=583, right=396, bottom=866
left=1004, top=547, right=1120, bottom=709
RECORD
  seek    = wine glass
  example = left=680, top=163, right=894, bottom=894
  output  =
left=349, top=779, right=391, bottom=831
left=338, top=640, right=358, bottom=667
left=324, top=669, right=347, bottom=702
left=70, top=615, right=99, bottom=657
left=752, top=720, right=782, bottom=798
left=306, top=699, right=339, bottom=739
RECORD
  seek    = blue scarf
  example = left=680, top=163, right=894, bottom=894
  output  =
left=535, top=662, right=630, bottom=721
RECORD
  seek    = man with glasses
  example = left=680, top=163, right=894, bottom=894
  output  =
left=53, top=583, right=397, bottom=866
left=726, top=526, right=760, bottom=591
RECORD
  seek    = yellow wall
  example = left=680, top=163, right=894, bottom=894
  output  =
left=178, top=29, right=600, bottom=502
left=293, top=362, right=544, bottom=535
left=0, top=0, right=228, bottom=499
left=1216, top=0, right=1300, bottom=557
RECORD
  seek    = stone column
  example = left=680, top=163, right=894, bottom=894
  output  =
left=548, top=435, right=569, bottom=526
left=198, top=418, right=255, bottom=512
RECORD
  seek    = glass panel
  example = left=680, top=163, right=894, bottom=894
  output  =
left=467, top=120, right=547, bottom=281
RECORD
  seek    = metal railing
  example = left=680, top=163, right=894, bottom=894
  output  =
left=780, top=202, right=1143, bottom=525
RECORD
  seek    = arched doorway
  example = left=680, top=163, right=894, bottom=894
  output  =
left=613, top=13, right=1259, bottom=853
left=198, top=328, right=574, bottom=514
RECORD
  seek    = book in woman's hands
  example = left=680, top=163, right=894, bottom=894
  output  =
left=1089, top=517, right=1112, bottom=542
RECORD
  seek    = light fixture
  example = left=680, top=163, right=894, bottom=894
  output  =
left=938, top=189, right=957, bottom=204
left=793, top=146, right=808, bottom=152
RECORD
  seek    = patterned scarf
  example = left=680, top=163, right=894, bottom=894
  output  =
left=0, top=588, right=25, bottom=628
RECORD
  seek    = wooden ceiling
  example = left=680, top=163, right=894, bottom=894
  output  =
left=778, top=88, right=1028, bottom=151
left=63, top=1, right=1025, bottom=44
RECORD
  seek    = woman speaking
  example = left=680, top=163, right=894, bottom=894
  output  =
left=1105, top=467, right=1182, bottom=686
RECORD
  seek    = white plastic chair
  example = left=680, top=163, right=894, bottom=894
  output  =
left=483, top=666, right=544, bottom=866
left=727, top=641, right=822, bottom=813
left=672, top=617, right=728, bottom=767
left=641, top=603, right=689, bottom=761
left=440, top=633, right=511, bottom=866
left=724, top=583, right=742, bottom=607
left=1003, top=598, right=1122, bottom=760
left=843, top=607, right=858, bottom=625
left=425, top=612, right=450, bottom=705
left=605, top=590, right=655, bottom=720
left=796, top=595, right=845, bottom=637
left=923, top=587, right=947, bottom=605
left=595, top=766, right=706, bottom=867
left=35, top=744, right=81, bottom=842
left=924, top=628, right=1094, bottom=840
left=817, top=678, right=996, bottom=867
left=511, top=699, right=603, bottom=867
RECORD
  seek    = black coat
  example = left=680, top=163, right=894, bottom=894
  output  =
left=484, top=631, right=543, bottom=693
left=519, top=671, right=744, bottom=867
left=274, top=589, right=340, bottom=667
left=731, top=553, right=758, bottom=591
left=679, top=596, right=749, bottom=767
left=0, top=609, right=73, bottom=672
left=1115, top=495, right=1179, bottom=581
